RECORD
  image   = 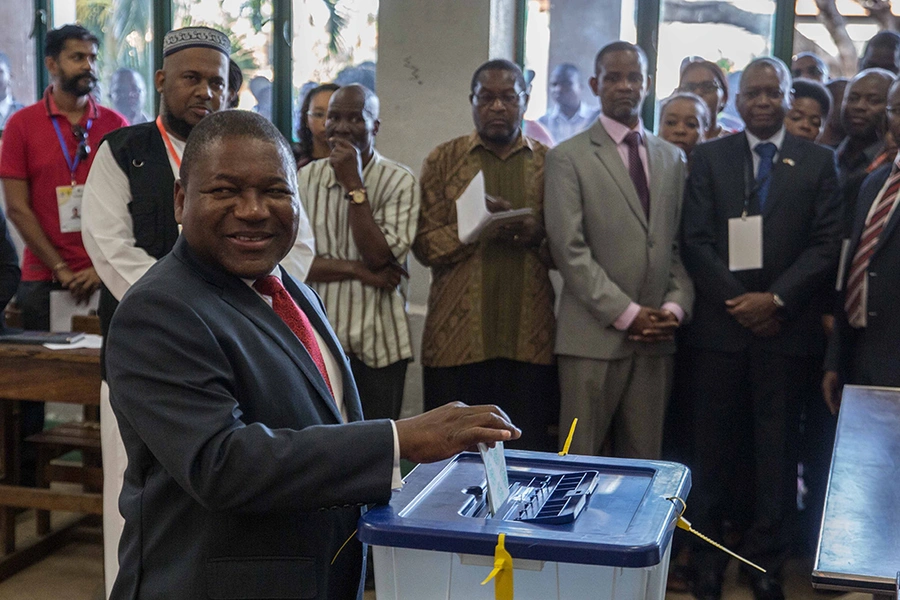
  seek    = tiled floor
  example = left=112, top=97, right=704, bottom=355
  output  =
left=0, top=514, right=873, bottom=600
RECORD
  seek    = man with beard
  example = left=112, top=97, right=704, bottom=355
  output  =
left=0, top=24, right=126, bottom=485
left=544, top=41, right=693, bottom=460
left=413, top=59, right=558, bottom=452
left=299, top=85, right=419, bottom=422
left=80, top=27, right=314, bottom=597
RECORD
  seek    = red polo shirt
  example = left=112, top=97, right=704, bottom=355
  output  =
left=0, top=87, right=127, bottom=281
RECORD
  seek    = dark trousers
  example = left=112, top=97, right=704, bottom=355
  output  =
left=14, top=280, right=59, bottom=486
left=348, top=356, right=408, bottom=421
left=687, top=346, right=816, bottom=576
left=423, top=359, right=559, bottom=452
left=798, top=362, right=837, bottom=554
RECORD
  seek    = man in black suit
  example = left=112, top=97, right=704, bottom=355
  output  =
left=682, top=57, right=842, bottom=600
left=824, top=77, right=900, bottom=409
left=106, top=110, right=520, bottom=600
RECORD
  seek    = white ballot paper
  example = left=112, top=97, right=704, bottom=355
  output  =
left=50, top=289, right=100, bottom=333
left=478, top=441, right=510, bottom=517
left=456, top=171, right=532, bottom=243
left=728, top=215, right=763, bottom=271
left=835, top=238, right=851, bottom=291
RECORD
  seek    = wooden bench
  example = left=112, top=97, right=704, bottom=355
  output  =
left=26, top=421, right=102, bottom=534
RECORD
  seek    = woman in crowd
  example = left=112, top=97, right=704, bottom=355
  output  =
left=658, top=92, right=709, bottom=163
left=295, top=83, right=340, bottom=168
left=678, top=58, right=732, bottom=140
left=784, top=78, right=832, bottom=143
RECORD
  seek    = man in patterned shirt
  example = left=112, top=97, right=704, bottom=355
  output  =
left=299, top=84, right=419, bottom=420
left=413, top=59, right=558, bottom=451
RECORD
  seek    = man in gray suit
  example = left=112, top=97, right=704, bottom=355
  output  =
left=544, top=41, right=694, bottom=459
left=107, top=110, right=520, bottom=599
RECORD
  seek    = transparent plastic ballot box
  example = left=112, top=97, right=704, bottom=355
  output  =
left=358, top=450, right=691, bottom=600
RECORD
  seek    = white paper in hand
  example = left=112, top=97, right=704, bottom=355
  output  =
left=478, top=441, right=510, bottom=517
left=456, top=172, right=489, bottom=243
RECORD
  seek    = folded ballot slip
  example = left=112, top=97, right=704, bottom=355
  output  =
left=456, top=171, right=532, bottom=243
left=477, top=441, right=510, bottom=516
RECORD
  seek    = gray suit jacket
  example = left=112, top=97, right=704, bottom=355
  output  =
left=544, top=120, right=694, bottom=360
left=108, top=237, right=395, bottom=600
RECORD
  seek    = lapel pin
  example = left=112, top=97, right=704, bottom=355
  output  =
left=782, top=158, right=795, bottom=167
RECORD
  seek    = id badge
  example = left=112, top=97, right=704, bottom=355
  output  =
left=57, top=184, right=84, bottom=233
left=728, top=215, right=763, bottom=271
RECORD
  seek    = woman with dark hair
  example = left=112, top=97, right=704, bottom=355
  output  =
left=658, top=92, right=709, bottom=162
left=295, top=83, right=340, bottom=168
left=678, top=58, right=732, bottom=140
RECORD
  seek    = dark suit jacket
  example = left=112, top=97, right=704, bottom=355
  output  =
left=825, top=163, right=900, bottom=386
left=107, top=237, right=395, bottom=600
left=682, top=131, right=842, bottom=356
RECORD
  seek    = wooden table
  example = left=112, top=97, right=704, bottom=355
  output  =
left=0, top=342, right=102, bottom=581
left=812, top=385, right=900, bottom=599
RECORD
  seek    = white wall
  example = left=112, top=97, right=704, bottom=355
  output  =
left=377, top=0, right=515, bottom=416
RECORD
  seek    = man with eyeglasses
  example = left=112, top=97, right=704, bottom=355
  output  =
left=544, top=41, right=692, bottom=462
left=413, top=59, right=558, bottom=452
left=0, top=24, right=126, bottom=492
left=681, top=57, right=841, bottom=600
left=297, top=84, right=419, bottom=423
left=79, top=26, right=315, bottom=597
left=791, top=52, right=829, bottom=83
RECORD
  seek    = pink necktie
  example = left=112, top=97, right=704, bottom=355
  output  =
left=253, top=275, right=335, bottom=399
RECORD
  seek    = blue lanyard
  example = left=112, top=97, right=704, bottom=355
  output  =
left=51, top=116, right=92, bottom=185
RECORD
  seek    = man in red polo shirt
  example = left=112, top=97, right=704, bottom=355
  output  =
left=1, top=24, right=126, bottom=331
left=0, top=23, right=126, bottom=485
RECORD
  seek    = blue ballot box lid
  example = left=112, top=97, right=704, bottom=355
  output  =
left=358, top=450, right=691, bottom=568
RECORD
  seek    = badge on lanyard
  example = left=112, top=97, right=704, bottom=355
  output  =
left=728, top=214, right=763, bottom=271
left=51, top=115, right=92, bottom=233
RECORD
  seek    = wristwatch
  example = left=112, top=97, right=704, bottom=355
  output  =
left=345, top=188, right=368, bottom=205
left=772, top=293, right=785, bottom=309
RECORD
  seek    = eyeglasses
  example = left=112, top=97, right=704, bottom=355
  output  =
left=72, top=124, right=90, bottom=161
left=472, top=91, right=525, bottom=107
left=887, top=106, right=900, bottom=116
left=678, top=81, right=720, bottom=95
left=306, top=111, right=327, bottom=121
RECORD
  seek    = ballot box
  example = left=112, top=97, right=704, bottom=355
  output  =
left=358, top=450, right=691, bottom=600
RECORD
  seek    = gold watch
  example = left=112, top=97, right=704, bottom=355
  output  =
left=345, top=188, right=368, bottom=205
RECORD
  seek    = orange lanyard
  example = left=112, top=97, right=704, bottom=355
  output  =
left=155, top=116, right=182, bottom=169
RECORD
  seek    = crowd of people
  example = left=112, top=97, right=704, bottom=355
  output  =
left=0, top=20, right=898, bottom=600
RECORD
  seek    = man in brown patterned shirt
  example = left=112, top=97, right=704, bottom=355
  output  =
left=413, top=59, right=557, bottom=451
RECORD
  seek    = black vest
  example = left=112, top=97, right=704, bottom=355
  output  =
left=97, top=122, right=180, bottom=376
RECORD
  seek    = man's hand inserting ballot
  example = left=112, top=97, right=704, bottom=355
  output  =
left=395, top=402, right=521, bottom=464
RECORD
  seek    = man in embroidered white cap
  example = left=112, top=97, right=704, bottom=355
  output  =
left=80, top=26, right=315, bottom=598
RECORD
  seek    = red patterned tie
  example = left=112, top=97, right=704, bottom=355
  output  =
left=845, top=162, right=900, bottom=327
left=624, top=131, right=650, bottom=219
left=253, top=275, right=335, bottom=399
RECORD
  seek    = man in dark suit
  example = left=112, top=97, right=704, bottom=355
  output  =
left=682, top=57, right=842, bottom=600
left=824, top=77, right=900, bottom=409
left=106, top=110, right=520, bottom=600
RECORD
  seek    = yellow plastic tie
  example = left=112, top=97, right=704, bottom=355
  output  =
left=667, top=497, right=766, bottom=573
left=331, top=528, right=357, bottom=565
left=558, top=418, right=578, bottom=456
left=480, top=532, right=514, bottom=600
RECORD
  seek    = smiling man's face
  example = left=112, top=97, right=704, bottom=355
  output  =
left=174, top=135, right=299, bottom=279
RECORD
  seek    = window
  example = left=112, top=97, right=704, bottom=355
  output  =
left=522, top=0, right=637, bottom=145
left=291, top=0, right=379, bottom=141
left=51, top=0, right=155, bottom=125
left=794, top=0, right=897, bottom=78
left=656, top=0, right=776, bottom=130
